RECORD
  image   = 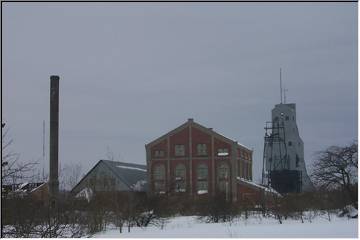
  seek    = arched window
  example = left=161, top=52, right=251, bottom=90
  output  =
left=174, top=164, right=186, bottom=192
left=197, top=164, right=208, bottom=194
left=217, top=163, right=230, bottom=192
left=153, top=164, right=165, bottom=192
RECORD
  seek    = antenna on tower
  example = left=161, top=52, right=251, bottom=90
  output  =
left=42, top=120, right=45, bottom=179
left=284, top=88, right=288, bottom=104
left=280, top=68, right=283, bottom=104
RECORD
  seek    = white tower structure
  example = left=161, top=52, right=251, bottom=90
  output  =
left=262, top=70, right=314, bottom=193
left=263, top=103, right=314, bottom=192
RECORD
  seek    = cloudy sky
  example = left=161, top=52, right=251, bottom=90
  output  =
left=3, top=3, right=357, bottom=183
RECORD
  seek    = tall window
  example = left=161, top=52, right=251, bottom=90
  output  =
left=197, top=144, right=207, bottom=156
left=248, top=163, right=252, bottom=180
left=217, top=163, right=230, bottom=192
left=296, top=154, right=300, bottom=167
left=175, top=145, right=185, bottom=156
left=174, top=164, right=186, bottom=192
left=197, top=164, right=208, bottom=194
left=242, top=162, right=247, bottom=179
left=153, top=164, right=165, bottom=192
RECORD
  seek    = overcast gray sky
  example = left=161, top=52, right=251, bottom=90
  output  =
left=3, top=3, right=357, bottom=183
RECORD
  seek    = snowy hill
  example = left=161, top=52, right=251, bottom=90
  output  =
left=92, top=212, right=358, bottom=238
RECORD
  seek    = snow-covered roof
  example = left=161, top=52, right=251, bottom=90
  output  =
left=146, top=119, right=253, bottom=151
left=116, top=165, right=147, bottom=172
left=101, top=160, right=148, bottom=191
left=30, top=182, right=46, bottom=193
left=236, top=177, right=281, bottom=197
left=19, top=182, right=29, bottom=190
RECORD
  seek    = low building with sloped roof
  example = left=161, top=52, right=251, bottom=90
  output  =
left=71, top=160, right=147, bottom=200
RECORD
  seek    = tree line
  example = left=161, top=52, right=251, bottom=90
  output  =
left=1, top=124, right=357, bottom=237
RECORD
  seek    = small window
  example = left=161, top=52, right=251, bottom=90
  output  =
left=273, top=117, right=279, bottom=122
left=110, top=178, right=115, bottom=186
left=90, top=177, right=96, bottom=187
left=288, top=141, right=292, bottom=146
left=103, top=177, right=108, bottom=188
left=154, top=150, right=164, bottom=157
left=285, top=116, right=289, bottom=121
left=296, top=154, right=300, bottom=167
left=217, top=148, right=229, bottom=156
left=293, top=116, right=295, bottom=120
left=175, top=145, right=185, bottom=156
left=197, top=144, right=207, bottom=156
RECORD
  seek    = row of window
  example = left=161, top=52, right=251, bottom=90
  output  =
left=153, top=163, right=231, bottom=193
left=273, top=115, right=295, bottom=122
left=154, top=145, right=230, bottom=158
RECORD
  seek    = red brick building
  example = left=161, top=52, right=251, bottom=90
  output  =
left=146, top=118, right=254, bottom=202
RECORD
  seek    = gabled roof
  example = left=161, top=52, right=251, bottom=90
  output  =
left=71, top=160, right=147, bottom=193
left=101, top=160, right=147, bottom=191
left=146, top=118, right=252, bottom=151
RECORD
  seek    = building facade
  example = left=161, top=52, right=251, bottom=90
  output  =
left=146, top=119, right=253, bottom=202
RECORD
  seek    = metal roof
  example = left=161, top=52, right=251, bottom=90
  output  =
left=101, top=160, right=148, bottom=191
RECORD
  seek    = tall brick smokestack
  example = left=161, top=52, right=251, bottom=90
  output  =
left=49, top=75, right=59, bottom=206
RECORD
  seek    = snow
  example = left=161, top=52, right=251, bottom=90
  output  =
left=131, top=180, right=147, bottom=192
left=18, top=182, right=29, bottom=190
left=197, top=190, right=208, bottom=194
left=75, top=188, right=93, bottom=202
left=92, top=213, right=358, bottom=238
left=237, top=177, right=281, bottom=197
left=338, top=205, right=358, bottom=218
left=217, top=152, right=229, bottom=156
left=30, top=182, right=46, bottom=193
left=116, top=165, right=147, bottom=172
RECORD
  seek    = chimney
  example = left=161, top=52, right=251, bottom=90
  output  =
left=49, top=75, right=59, bottom=206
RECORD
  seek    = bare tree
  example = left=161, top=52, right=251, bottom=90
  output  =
left=59, top=163, right=83, bottom=191
left=2, top=126, right=38, bottom=185
left=311, top=141, right=358, bottom=208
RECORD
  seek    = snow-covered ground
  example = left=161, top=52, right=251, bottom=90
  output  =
left=93, top=213, right=358, bottom=238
